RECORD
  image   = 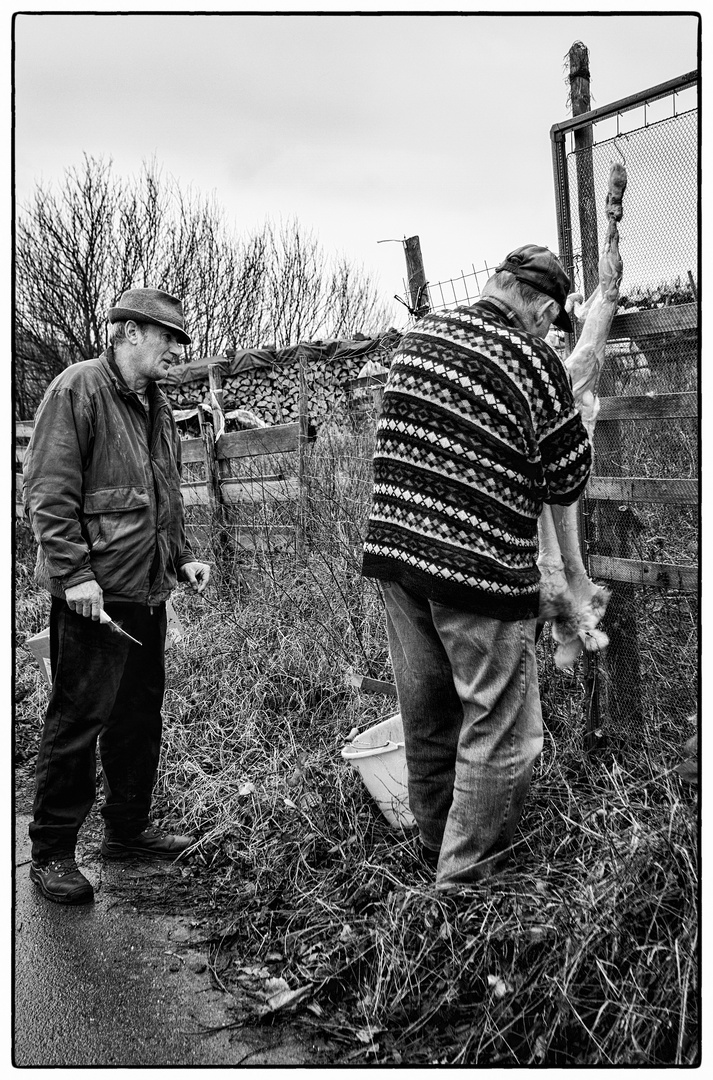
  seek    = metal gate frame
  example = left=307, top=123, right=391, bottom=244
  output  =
left=549, top=70, right=699, bottom=743
left=551, top=69, right=697, bottom=347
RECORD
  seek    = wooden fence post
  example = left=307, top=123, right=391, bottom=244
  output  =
left=404, top=236, right=431, bottom=317
left=589, top=372, right=644, bottom=741
left=208, top=362, right=226, bottom=444
left=296, top=344, right=311, bottom=560
left=206, top=362, right=233, bottom=554
left=568, top=42, right=600, bottom=297
left=197, top=405, right=220, bottom=517
left=567, top=42, right=642, bottom=742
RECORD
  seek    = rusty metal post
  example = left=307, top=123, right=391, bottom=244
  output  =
left=551, top=128, right=575, bottom=355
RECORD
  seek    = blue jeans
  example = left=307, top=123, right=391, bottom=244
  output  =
left=29, top=598, right=167, bottom=861
left=382, top=581, right=543, bottom=886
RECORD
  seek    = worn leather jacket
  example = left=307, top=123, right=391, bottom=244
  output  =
left=23, top=348, right=194, bottom=605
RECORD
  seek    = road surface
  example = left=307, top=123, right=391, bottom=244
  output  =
left=14, top=814, right=316, bottom=1068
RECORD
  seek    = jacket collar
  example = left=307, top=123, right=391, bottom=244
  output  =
left=102, top=347, right=168, bottom=411
left=104, top=346, right=133, bottom=399
left=468, top=296, right=529, bottom=333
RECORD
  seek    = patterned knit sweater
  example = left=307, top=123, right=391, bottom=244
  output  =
left=361, top=300, right=593, bottom=620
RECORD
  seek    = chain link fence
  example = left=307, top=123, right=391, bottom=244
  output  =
left=552, top=75, right=698, bottom=743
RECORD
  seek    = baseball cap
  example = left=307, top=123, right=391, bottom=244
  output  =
left=496, top=245, right=573, bottom=333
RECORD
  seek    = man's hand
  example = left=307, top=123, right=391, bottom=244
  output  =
left=65, top=580, right=104, bottom=620
left=179, top=561, right=211, bottom=594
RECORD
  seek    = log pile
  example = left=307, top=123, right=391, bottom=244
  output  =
left=161, top=339, right=397, bottom=427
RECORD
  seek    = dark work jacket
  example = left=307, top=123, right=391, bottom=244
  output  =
left=23, top=348, right=194, bottom=605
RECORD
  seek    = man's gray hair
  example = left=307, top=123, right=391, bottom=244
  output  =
left=109, top=319, right=147, bottom=345
left=482, top=271, right=559, bottom=319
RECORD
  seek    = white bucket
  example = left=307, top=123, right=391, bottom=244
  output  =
left=341, top=713, right=415, bottom=830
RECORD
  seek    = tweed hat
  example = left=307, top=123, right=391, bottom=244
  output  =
left=496, top=245, right=573, bottom=333
left=108, top=288, right=191, bottom=345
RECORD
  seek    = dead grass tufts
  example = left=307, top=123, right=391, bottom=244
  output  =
left=13, top=423, right=698, bottom=1065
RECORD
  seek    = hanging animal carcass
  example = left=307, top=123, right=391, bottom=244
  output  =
left=537, top=162, right=628, bottom=669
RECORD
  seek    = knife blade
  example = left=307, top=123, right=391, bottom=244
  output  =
left=99, top=610, right=142, bottom=646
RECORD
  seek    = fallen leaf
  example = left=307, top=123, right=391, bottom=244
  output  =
left=238, top=781, right=256, bottom=796
left=263, top=984, right=313, bottom=1013
left=487, top=974, right=512, bottom=998
left=533, top=1034, right=548, bottom=1063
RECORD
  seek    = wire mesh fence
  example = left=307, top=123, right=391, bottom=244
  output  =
left=553, top=74, right=699, bottom=742
left=426, top=262, right=498, bottom=312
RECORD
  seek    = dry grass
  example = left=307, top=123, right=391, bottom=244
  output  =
left=13, top=416, right=699, bottom=1065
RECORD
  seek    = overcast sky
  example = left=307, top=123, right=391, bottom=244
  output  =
left=12, top=7, right=700, bottom=324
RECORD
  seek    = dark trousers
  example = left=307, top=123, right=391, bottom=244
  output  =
left=30, top=598, right=167, bottom=861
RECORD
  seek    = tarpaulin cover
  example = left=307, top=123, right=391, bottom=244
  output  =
left=163, top=335, right=398, bottom=387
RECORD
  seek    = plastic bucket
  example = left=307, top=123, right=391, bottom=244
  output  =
left=341, top=713, right=415, bottom=830
left=26, top=627, right=52, bottom=687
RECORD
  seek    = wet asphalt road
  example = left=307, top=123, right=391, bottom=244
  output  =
left=13, top=814, right=314, bottom=1068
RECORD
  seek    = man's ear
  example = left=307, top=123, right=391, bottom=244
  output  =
left=536, top=300, right=557, bottom=327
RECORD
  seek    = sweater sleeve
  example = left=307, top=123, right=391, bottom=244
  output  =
left=535, top=347, right=593, bottom=507
left=23, top=386, right=97, bottom=588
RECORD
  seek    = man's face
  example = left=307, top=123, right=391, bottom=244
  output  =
left=133, top=323, right=183, bottom=382
left=522, top=300, right=558, bottom=341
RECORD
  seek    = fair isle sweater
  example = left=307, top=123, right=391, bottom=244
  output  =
left=361, top=299, right=593, bottom=620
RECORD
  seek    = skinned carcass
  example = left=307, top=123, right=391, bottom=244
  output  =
left=538, top=162, right=627, bottom=669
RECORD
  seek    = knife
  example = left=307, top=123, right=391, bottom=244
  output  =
left=99, top=610, right=142, bottom=646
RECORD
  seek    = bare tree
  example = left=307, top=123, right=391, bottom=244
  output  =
left=250, top=218, right=391, bottom=348
left=15, top=157, right=393, bottom=417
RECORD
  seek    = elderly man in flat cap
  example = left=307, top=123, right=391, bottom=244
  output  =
left=362, top=245, right=593, bottom=889
left=23, top=288, right=211, bottom=904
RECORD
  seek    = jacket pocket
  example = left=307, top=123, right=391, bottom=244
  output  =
left=83, top=486, right=149, bottom=549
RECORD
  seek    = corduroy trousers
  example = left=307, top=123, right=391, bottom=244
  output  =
left=382, top=581, right=543, bottom=887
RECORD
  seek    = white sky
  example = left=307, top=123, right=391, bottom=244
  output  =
left=12, top=5, right=700, bottom=319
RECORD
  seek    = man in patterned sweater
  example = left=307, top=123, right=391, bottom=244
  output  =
left=362, top=244, right=592, bottom=887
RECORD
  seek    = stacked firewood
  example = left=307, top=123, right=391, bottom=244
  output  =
left=161, top=347, right=393, bottom=426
